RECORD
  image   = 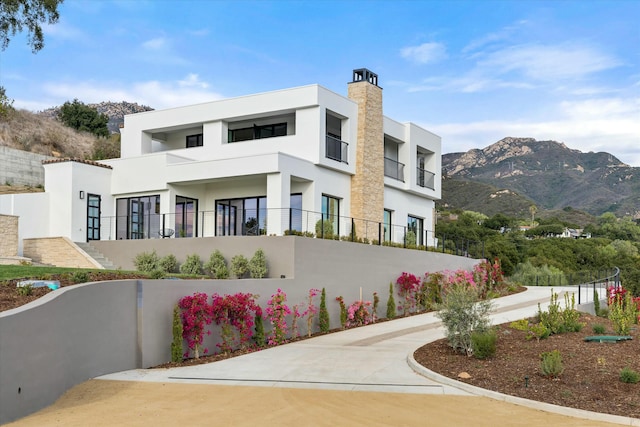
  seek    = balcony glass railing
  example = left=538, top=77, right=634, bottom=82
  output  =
left=325, top=135, right=348, bottom=164
left=417, top=167, right=435, bottom=190
left=384, top=157, right=405, bottom=181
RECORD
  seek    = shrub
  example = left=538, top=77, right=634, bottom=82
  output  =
left=16, top=284, right=33, bottom=296
left=254, top=312, right=266, bottom=347
left=204, top=250, right=229, bottom=279
left=540, top=350, right=564, bottom=378
left=315, top=218, right=334, bottom=239
left=619, top=366, right=640, bottom=384
left=319, top=288, right=330, bottom=333
left=170, top=304, right=183, bottom=362
left=509, top=319, right=529, bottom=331
left=230, top=254, right=249, bottom=279
left=248, top=248, right=268, bottom=278
left=436, top=284, right=494, bottom=356
left=372, top=291, right=379, bottom=322
left=149, top=269, right=165, bottom=279
left=592, top=323, right=606, bottom=335
left=609, top=292, right=638, bottom=335
left=72, top=271, right=89, bottom=284
left=336, top=296, right=347, bottom=329
left=134, top=250, right=160, bottom=272
left=405, top=230, right=417, bottom=247
left=471, top=329, right=497, bottom=359
left=386, top=282, right=396, bottom=319
left=593, top=289, right=601, bottom=316
left=526, top=322, right=550, bottom=341
left=159, top=254, right=178, bottom=273
left=180, top=254, right=202, bottom=275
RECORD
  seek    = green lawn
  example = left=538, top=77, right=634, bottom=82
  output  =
left=0, top=265, right=101, bottom=281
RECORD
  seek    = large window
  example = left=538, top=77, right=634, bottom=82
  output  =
left=383, top=209, right=392, bottom=242
left=407, top=215, right=424, bottom=246
left=186, top=133, right=203, bottom=148
left=216, top=196, right=267, bottom=236
left=228, top=123, right=287, bottom=142
left=321, top=194, right=340, bottom=236
left=116, top=195, right=161, bottom=240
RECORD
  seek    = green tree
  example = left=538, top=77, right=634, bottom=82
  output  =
left=1, top=0, right=63, bottom=53
left=58, top=99, right=109, bottom=138
left=0, top=86, right=14, bottom=119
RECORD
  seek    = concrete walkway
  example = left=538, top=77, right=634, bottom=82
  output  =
left=9, top=286, right=636, bottom=426
left=93, top=286, right=636, bottom=426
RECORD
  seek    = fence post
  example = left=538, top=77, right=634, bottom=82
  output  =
left=351, top=218, right=355, bottom=241
left=378, top=222, right=382, bottom=245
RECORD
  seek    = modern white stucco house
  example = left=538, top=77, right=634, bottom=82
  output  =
left=1, top=69, right=441, bottom=258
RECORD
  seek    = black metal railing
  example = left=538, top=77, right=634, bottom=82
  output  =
left=325, top=135, right=348, bottom=163
left=417, top=167, right=435, bottom=190
left=98, top=207, right=445, bottom=250
left=384, top=157, right=405, bottom=181
left=577, top=267, right=620, bottom=305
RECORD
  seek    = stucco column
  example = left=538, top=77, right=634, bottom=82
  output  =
left=266, top=172, right=290, bottom=235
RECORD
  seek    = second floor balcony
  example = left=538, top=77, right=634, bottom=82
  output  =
left=325, top=135, right=348, bottom=164
left=417, top=167, right=435, bottom=190
left=384, top=157, right=405, bottom=181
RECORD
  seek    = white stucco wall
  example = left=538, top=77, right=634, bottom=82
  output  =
left=0, top=192, right=50, bottom=255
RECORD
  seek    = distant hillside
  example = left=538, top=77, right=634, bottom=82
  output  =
left=442, top=137, right=640, bottom=219
left=39, top=101, right=154, bottom=134
left=0, top=109, right=95, bottom=158
left=0, top=101, right=154, bottom=159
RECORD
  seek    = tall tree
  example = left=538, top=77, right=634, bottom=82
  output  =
left=0, top=0, right=63, bottom=53
left=58, top=99, right=109, bottom=138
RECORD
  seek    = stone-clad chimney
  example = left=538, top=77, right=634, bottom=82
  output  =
left=348, top=69, right=384, bottom=238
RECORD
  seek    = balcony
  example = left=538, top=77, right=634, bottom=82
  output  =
left=384, top=157, right=405, bottom=181
left=325, top=135, right=348, bottom=163
left=417, top=167, right=435, bottom=190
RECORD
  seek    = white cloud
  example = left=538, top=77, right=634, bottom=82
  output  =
left=425, top=98, right=640, bottom=166
left=477, top=43, right=620, bottom=81
left=142, top=37, right=167, bottom=50
left=400, top=42, right=447, bottom=64
left=462, top=20, right=529, bottom=54
left=178, top=74, right=209, bottom=89
left=15, top=75, right=224, bottom=111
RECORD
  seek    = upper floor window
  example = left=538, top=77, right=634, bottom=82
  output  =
left=186, top=134, right=203, bottom=148
left=228, top=123, right=287, bottom=142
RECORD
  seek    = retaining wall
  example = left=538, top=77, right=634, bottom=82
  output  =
left=0, top=146, right=52, bottom=187
left=0, top=237, right=479, bottom=424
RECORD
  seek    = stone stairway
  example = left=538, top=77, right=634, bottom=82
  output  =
left=75, top=242, right=116, bottom=270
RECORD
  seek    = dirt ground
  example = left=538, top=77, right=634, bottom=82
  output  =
left=4, top=380, right=622, bottom=426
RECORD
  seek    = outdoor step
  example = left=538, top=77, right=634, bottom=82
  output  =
left=75, top=242, right=115, bottom=270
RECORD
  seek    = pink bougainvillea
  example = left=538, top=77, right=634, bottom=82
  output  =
left=178, top=292, right=212, bottom=359
left=210, top=292, right=261, bottom=354
left=347, top=300, right=372, bottom=327
left=266, top=288, right=291, bottom=346
left=396, top=272, right=421, bottom=316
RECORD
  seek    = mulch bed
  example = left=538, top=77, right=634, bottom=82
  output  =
left=414, top=313, right=640, bottom=419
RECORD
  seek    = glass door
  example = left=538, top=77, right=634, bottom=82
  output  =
left=86, top=194, right=101, bottom=241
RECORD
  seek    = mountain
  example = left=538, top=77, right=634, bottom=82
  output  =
left=39, top=101, right=154, bottom=134
left=441, top=137, right=640, bottom=219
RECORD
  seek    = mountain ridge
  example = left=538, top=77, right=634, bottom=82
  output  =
left=441, top=137, right=640, bottom=219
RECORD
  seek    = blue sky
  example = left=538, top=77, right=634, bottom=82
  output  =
left=2, top=0, right=639, bottom=165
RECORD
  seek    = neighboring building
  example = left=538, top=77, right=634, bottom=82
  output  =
left=0, top=69, right=442, bottom=254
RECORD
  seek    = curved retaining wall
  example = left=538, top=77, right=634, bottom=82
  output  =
left=0, top=237, right=479, bottom=424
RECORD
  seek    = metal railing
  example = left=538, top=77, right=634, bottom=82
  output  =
left=417, top=167, right=435, bottom=190
left=384, top=157, right=405, bottom=181
left=325, top=135, right=349, bottom=164
left=577, top=267, right=620, bottom=305
left=98, top=207, right=442, bottom=249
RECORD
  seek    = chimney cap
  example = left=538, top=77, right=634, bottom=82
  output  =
left=351, top=68, right=379, bottom=87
